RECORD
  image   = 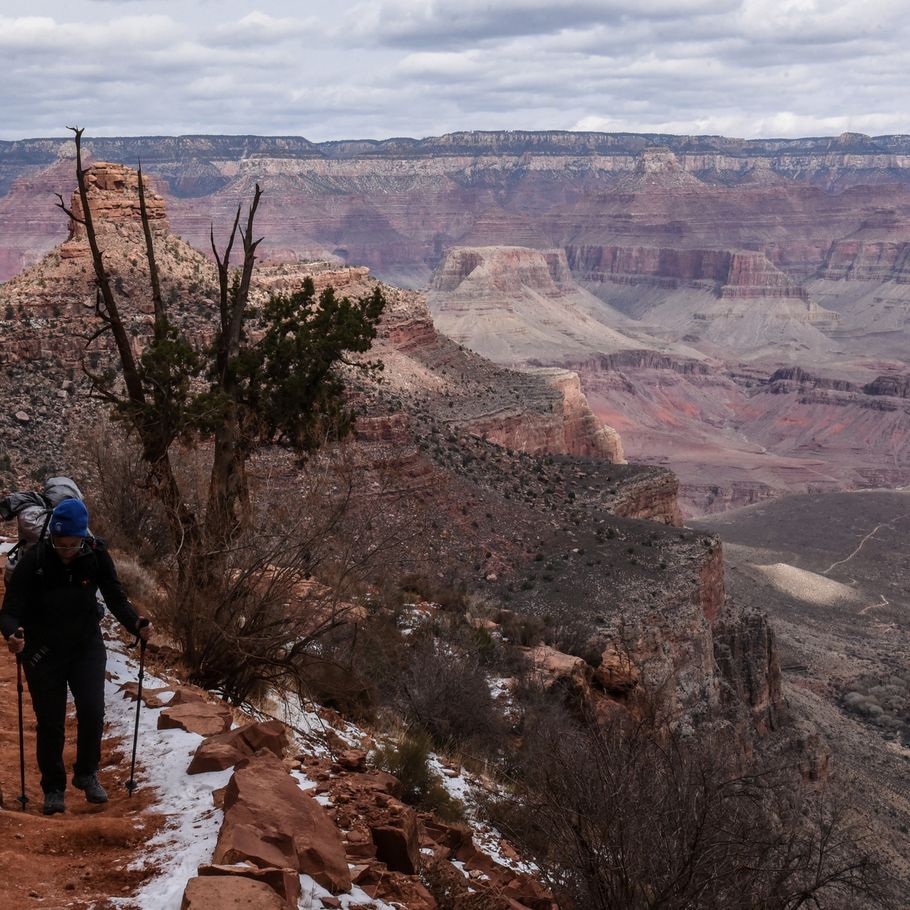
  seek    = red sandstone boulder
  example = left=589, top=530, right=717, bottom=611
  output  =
left=421, top=818, right=474, bottom=857
left=198, top=863, right=300, bottom=908
left=370, top=806, right=420, bottom=874
left=187, top=720, right=289, bottom=774
left=118, top=682, right=173, bottom=708
left=158, top=700, right=233, bottom=737
left=335, top=748, right=367, bottom=771
left=594, top=646, right=640, bottom=694
left=181, top=875, right=287, bottom=909
left=525, top=644, right=592, bottom=695
left=214, top=751, right=352, bottom=893
left=168, top=685, right=210, bottom=705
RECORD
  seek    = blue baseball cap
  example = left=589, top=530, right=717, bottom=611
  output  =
left=50, top=499, right=89, bottom=537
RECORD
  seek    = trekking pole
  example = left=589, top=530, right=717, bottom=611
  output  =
left=125, top=619, right=150, bottom=797
left=14, top=629, right=28, bottom=810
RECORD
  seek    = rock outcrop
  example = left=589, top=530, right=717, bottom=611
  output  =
left=429, top=245, right=645, bottom=364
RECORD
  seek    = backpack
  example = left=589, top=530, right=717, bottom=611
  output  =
left=0, top=476, right=85, bottom=582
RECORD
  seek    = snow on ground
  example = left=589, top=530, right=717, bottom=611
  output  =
left=105, top=642, right=233, bottom=910
left=100, top=625, right=527, bottom=909
left=752, top=562, right=860, bottom=606
left=265, top=686, right=362, bottom=751
left=103, top=638, right=388, bottom=909
left=427, top=755, right=537, bottom=876
left=298, top=874, right=397, bottom=910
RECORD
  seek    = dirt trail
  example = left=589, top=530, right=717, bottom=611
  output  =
left=0, top=571, right=163, bottom=910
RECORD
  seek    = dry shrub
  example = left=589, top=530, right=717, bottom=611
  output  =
left=109, top=551, right=164, bottom=614
left=372, top=729, right=464, bottom=822
left=158, top=447, right=422, bottom=706
left=69, top=418, right=171, bottom=564
left=393, top=635, right=507, bottom=756
left=486, top=703, right=891, bottom=910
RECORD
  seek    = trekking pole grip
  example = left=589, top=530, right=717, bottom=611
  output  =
left=132, top=617, right=150, bottom=649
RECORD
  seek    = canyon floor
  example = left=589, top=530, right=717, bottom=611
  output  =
left=692, top=489, right=910, bottom=888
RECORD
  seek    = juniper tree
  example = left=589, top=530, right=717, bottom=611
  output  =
left=58, top=127, right=386, bottom=666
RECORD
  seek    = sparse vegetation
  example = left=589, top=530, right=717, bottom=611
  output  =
left=842, top=672, right=910, bottom=745
left=372, top=730, right=464, bottom=822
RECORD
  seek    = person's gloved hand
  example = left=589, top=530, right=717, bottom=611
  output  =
left=137, top=617, right=153, bottom=643
left=7, top=628, right=24, bottom=655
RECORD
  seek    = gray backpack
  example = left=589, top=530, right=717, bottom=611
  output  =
left=1, top=476, right=85, bottom=581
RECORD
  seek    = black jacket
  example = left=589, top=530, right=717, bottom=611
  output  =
left=0, top=539, right=140, bottom=659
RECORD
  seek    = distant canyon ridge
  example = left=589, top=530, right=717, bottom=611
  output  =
left=2, top=130, right=909, bottom=513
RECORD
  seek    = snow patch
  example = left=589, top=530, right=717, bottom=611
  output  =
left=298, top=874, right=397, bottom=910
left=105, top=645, right=232, bottom=910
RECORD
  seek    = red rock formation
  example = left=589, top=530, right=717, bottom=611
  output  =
left=215, top=751, right=352, bottom=893
left=157, top=700, right=233, bottom=737
left=188, top=720, right=289, bottom=774
left=611, top=469, right=682, bottom=526
left=721, top=252, right=808, bottom=300
left=66, top=162, right=168, bottom=241
left=181, top=875, right=288, bottom=909
left=713, top=604, right=784, bottom=736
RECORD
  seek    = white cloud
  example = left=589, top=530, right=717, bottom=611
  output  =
left=212, top=11, right=321, bottom=47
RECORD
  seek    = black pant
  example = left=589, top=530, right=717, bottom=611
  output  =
left=24, top=634, right=107, bottom=793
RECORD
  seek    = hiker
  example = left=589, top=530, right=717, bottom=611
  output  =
left=0, top=499, right=152, bottom=814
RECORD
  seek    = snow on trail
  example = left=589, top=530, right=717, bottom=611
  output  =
left=105, top=644, right=233, bottom=910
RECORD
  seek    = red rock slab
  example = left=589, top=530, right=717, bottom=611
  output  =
left=215, top=750, right=352, bottom=894
left=374, top=874, right=438, bottom=910
left=370, top=807, right=420, bottom=874
left=501, top=874, right=557, bottom=910
left=421, top=818, right=473, bottom=856
left=169, top=685, right=213, bottom=706
left=455, top=843, right=501, bottom=877
left=198, top=863, right=301, bottom=908
left=158, top=701, right=233, bottom=737
left=187, top=720, right=289, bottom=774
left=331, top=770, right=401, bottom=797
left=118, top=682, right=174, bottom=708
left=335, top=748, right=367, bottom=771
left=181, top=875, right=288, bottom=909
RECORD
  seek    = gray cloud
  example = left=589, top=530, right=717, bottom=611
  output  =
left=356, top=0, right=741, bottom=48
left=1, top=0, right=908, bottom=142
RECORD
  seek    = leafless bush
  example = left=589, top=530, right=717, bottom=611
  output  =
left=486, top=706, right=891, bottom=910
left=158, top=446, right=425, bottom=705
left=69, top=417, right=171, bottom=564
left=110, top=551, right=163, bottom=613
left=392, top=633, right=507, bottom=755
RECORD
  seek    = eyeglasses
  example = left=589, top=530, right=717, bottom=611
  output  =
left=51, top=541, right=87, bottom=554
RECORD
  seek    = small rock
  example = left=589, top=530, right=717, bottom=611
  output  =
left=158, top=701, right=232, bottom=737
left=335, top=749, right=366, bottom=771
left=14, top=411, right=30, bottom=424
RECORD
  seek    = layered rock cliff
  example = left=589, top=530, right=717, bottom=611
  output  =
left=0, top=163, right=782, bottom=744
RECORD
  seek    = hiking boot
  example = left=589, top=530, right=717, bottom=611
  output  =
left=72, top=772, right=108, bottom=804
left=43, top=790, right=65, bottom=815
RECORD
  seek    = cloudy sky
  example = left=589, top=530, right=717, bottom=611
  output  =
left=1, top=0, right=907, bottom=141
